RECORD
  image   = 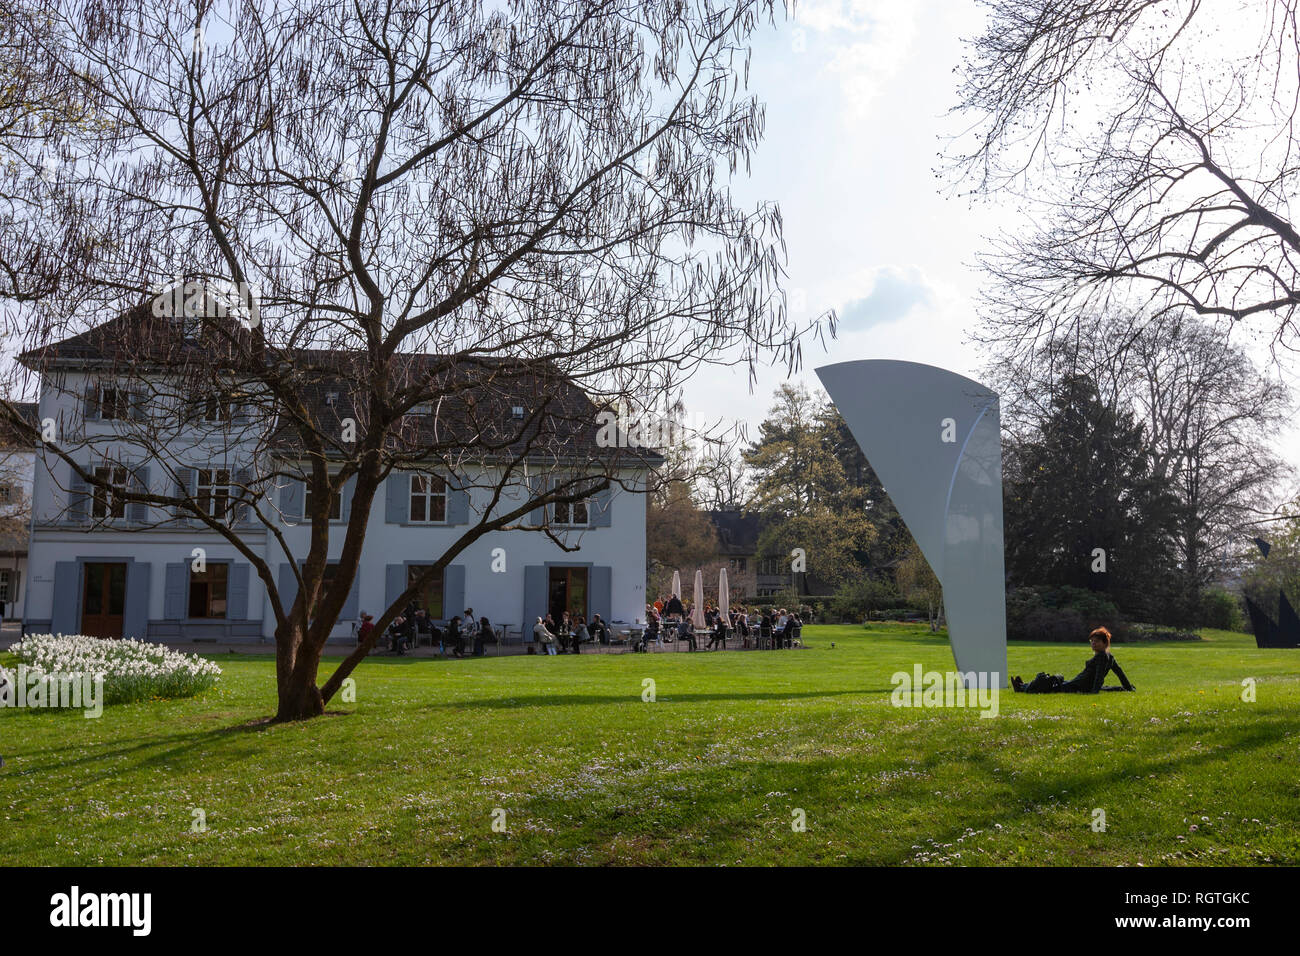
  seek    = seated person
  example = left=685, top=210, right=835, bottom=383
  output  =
left=472, top=616, right=493, bottom=657
left=534, top=616, right=558, bottom=655
left=445, top=615, right=466, bottom=658
left=707, top=616, right=726, bottom=650
left=1012, top=627, right=1136, bottom=694
left=389, top=615, right=411, bottom=655
left=414, top=609, right=431, bottom=646
left=572, top=616, right=590, bottom=654
left=642, top=615, right=660, bottom=651
left=681, top=618, right=697, bottom=651
left=356, top=611, right=376, bottom=647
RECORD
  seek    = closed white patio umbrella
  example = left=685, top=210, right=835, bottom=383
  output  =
left=719, top=567, right=730, bottom=621
left=692, top=570, right=706, bottom=628
left=671, top=570, right=682, bottom=604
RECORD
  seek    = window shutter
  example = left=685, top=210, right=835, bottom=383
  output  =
left=280, top=478, right=304, bottom=523
left=128, top=465, right=150, bottom=524
left=447, top=483, right=470, bottom=525
left=523, top=565, right=547, bottom=639
left=341, top=568, right=360, bottom=620
left=277, top=563, right=299, bottom=615
left=129, top=390, right=147, bottom=421
left=385, top=472, right=409, bottom=524
left=527, top=474, right=547, bottom=527
left=385, top=564, right=406, bottom=616
left=340, top=474, right=357, bottom=524
left=82, top=384, right=100, bottom=421
left=227, top=563, right=251, bottom=620
left=123, top=561, right=150, bottom=639
left=163, top=562, right=189, bottom=620
left=444, top=564, right=466, bottom=619
left=233, top=467, right=255, bottom=527
left=67, top=464, right=89, bottom=525
left=590, top=485, right=613, bottom=527
left=590, top=565, right=613, bottom=621
left=171, top=467, right=194, bottom=524
left=51, top=561, right=79, bottom=635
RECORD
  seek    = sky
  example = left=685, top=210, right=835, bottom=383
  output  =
left=684, top=0, right=1300, bottom=481
left=680, top=0, right=997, bottom=440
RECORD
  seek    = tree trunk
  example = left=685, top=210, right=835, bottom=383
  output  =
left=276, top=667, right=324, bottom=721
left=274, top=626, right=325, bottom=722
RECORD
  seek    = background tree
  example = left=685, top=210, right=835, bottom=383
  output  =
left=0, top=0, right=821, bottom=721
left=895, top=542, right=942, bottom=632
left=646, top=479, right=719, bottom=601
left=1003, top=373, right=1180, bottom=622
left=1241, top=502, right=1300, bottom=618
left=743, top=383, right=876, bottom=592
left=990, top=310, right=1290, bottom=620
left=0, top=0, right=102, bottom=305
left=952, top=0, right=1300, bottom=356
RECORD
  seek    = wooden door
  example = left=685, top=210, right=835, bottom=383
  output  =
left=81, top=562, right=127, bottom=638
left=548, top=566, right=588, bottom=623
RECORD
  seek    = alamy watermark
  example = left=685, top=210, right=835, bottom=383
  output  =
left=889, top=665, right=1000, bottom=718
left=149, top=278, right=261, bottom=330
left=0, top=666, right=104, bottom=718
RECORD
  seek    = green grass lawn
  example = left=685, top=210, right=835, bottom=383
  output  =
left=2, top=623, right=1297, bottom=865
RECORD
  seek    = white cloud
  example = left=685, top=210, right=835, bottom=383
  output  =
left=797, top=1, right=919, bottom=116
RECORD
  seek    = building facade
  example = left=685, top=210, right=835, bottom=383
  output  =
left=0, top=402, right=37, bottom=621
left=19, top=319, right=650, bottom=643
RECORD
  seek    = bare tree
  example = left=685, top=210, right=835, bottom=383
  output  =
left=988, top=309, right=1290, bottom=608
left=0, top=0, right=824, bottom=720
left=0, top=0, right=103, bottom=304
left=951, top=0, right=1300, bottom=356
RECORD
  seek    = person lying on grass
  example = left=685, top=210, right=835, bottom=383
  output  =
left=1012, top=627, right=1136, bottom=694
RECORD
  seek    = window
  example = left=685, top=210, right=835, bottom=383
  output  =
left=188, top=563, right=228, bottom=618
left=305, top=480, right=342, bottom=521
left=97, top=384, right=129, bottom=421
left=553, top=495, right=589, bottom=526
left=0, top=569, right=10, bottom=603
left=758, top=557, right=783, bottom=576
left=203, top=395, right=234, bottom=423
left=730, top=557, right=748, bottom=572
left=196, top=469, right=231, bottom=521
left=91, top=465, right=128, bottom=519
left=409, top=474, right=446, bottom=523
left=511, top=406, right=525, bottom=420
left=407, top=565, right=444, bottom=618
left=0, top=484, right=13, bottom=504
left=324, top=391, right=339, bottom=407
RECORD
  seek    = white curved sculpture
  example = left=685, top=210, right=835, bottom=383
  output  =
left=816, top=360, right=1007, bottom=687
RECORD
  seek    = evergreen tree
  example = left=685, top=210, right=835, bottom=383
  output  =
left=1004, top=375, right=1180, bottom=621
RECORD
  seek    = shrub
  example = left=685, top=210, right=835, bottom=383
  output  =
left=1197, top=587, right=1243, bottom=632
left=1120, top=623, right=1201, bottom=643
left=829, top=578, right=902, bottom=622
left=2, top=634, right=222, bottom=708
left=867, top=608, right=929, bottom=622
left=1006, top=586, right=1122, bottom=642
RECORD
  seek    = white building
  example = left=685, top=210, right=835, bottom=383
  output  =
left=0, top=402, right=37, bottom=621
left=18, top=309, right=651, bottom=643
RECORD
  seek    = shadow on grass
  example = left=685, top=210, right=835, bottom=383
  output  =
left=0, top=707, right=356, bottom=794
left=416, top=688, right=892, bottom=711
left=486, top=712, right=1294, bottom=865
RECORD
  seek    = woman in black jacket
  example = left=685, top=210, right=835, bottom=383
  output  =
left=1013, top=627, right=1136, bottom=694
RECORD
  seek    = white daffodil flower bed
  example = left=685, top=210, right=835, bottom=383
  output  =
left=1, top=634, right=222, bottom=708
